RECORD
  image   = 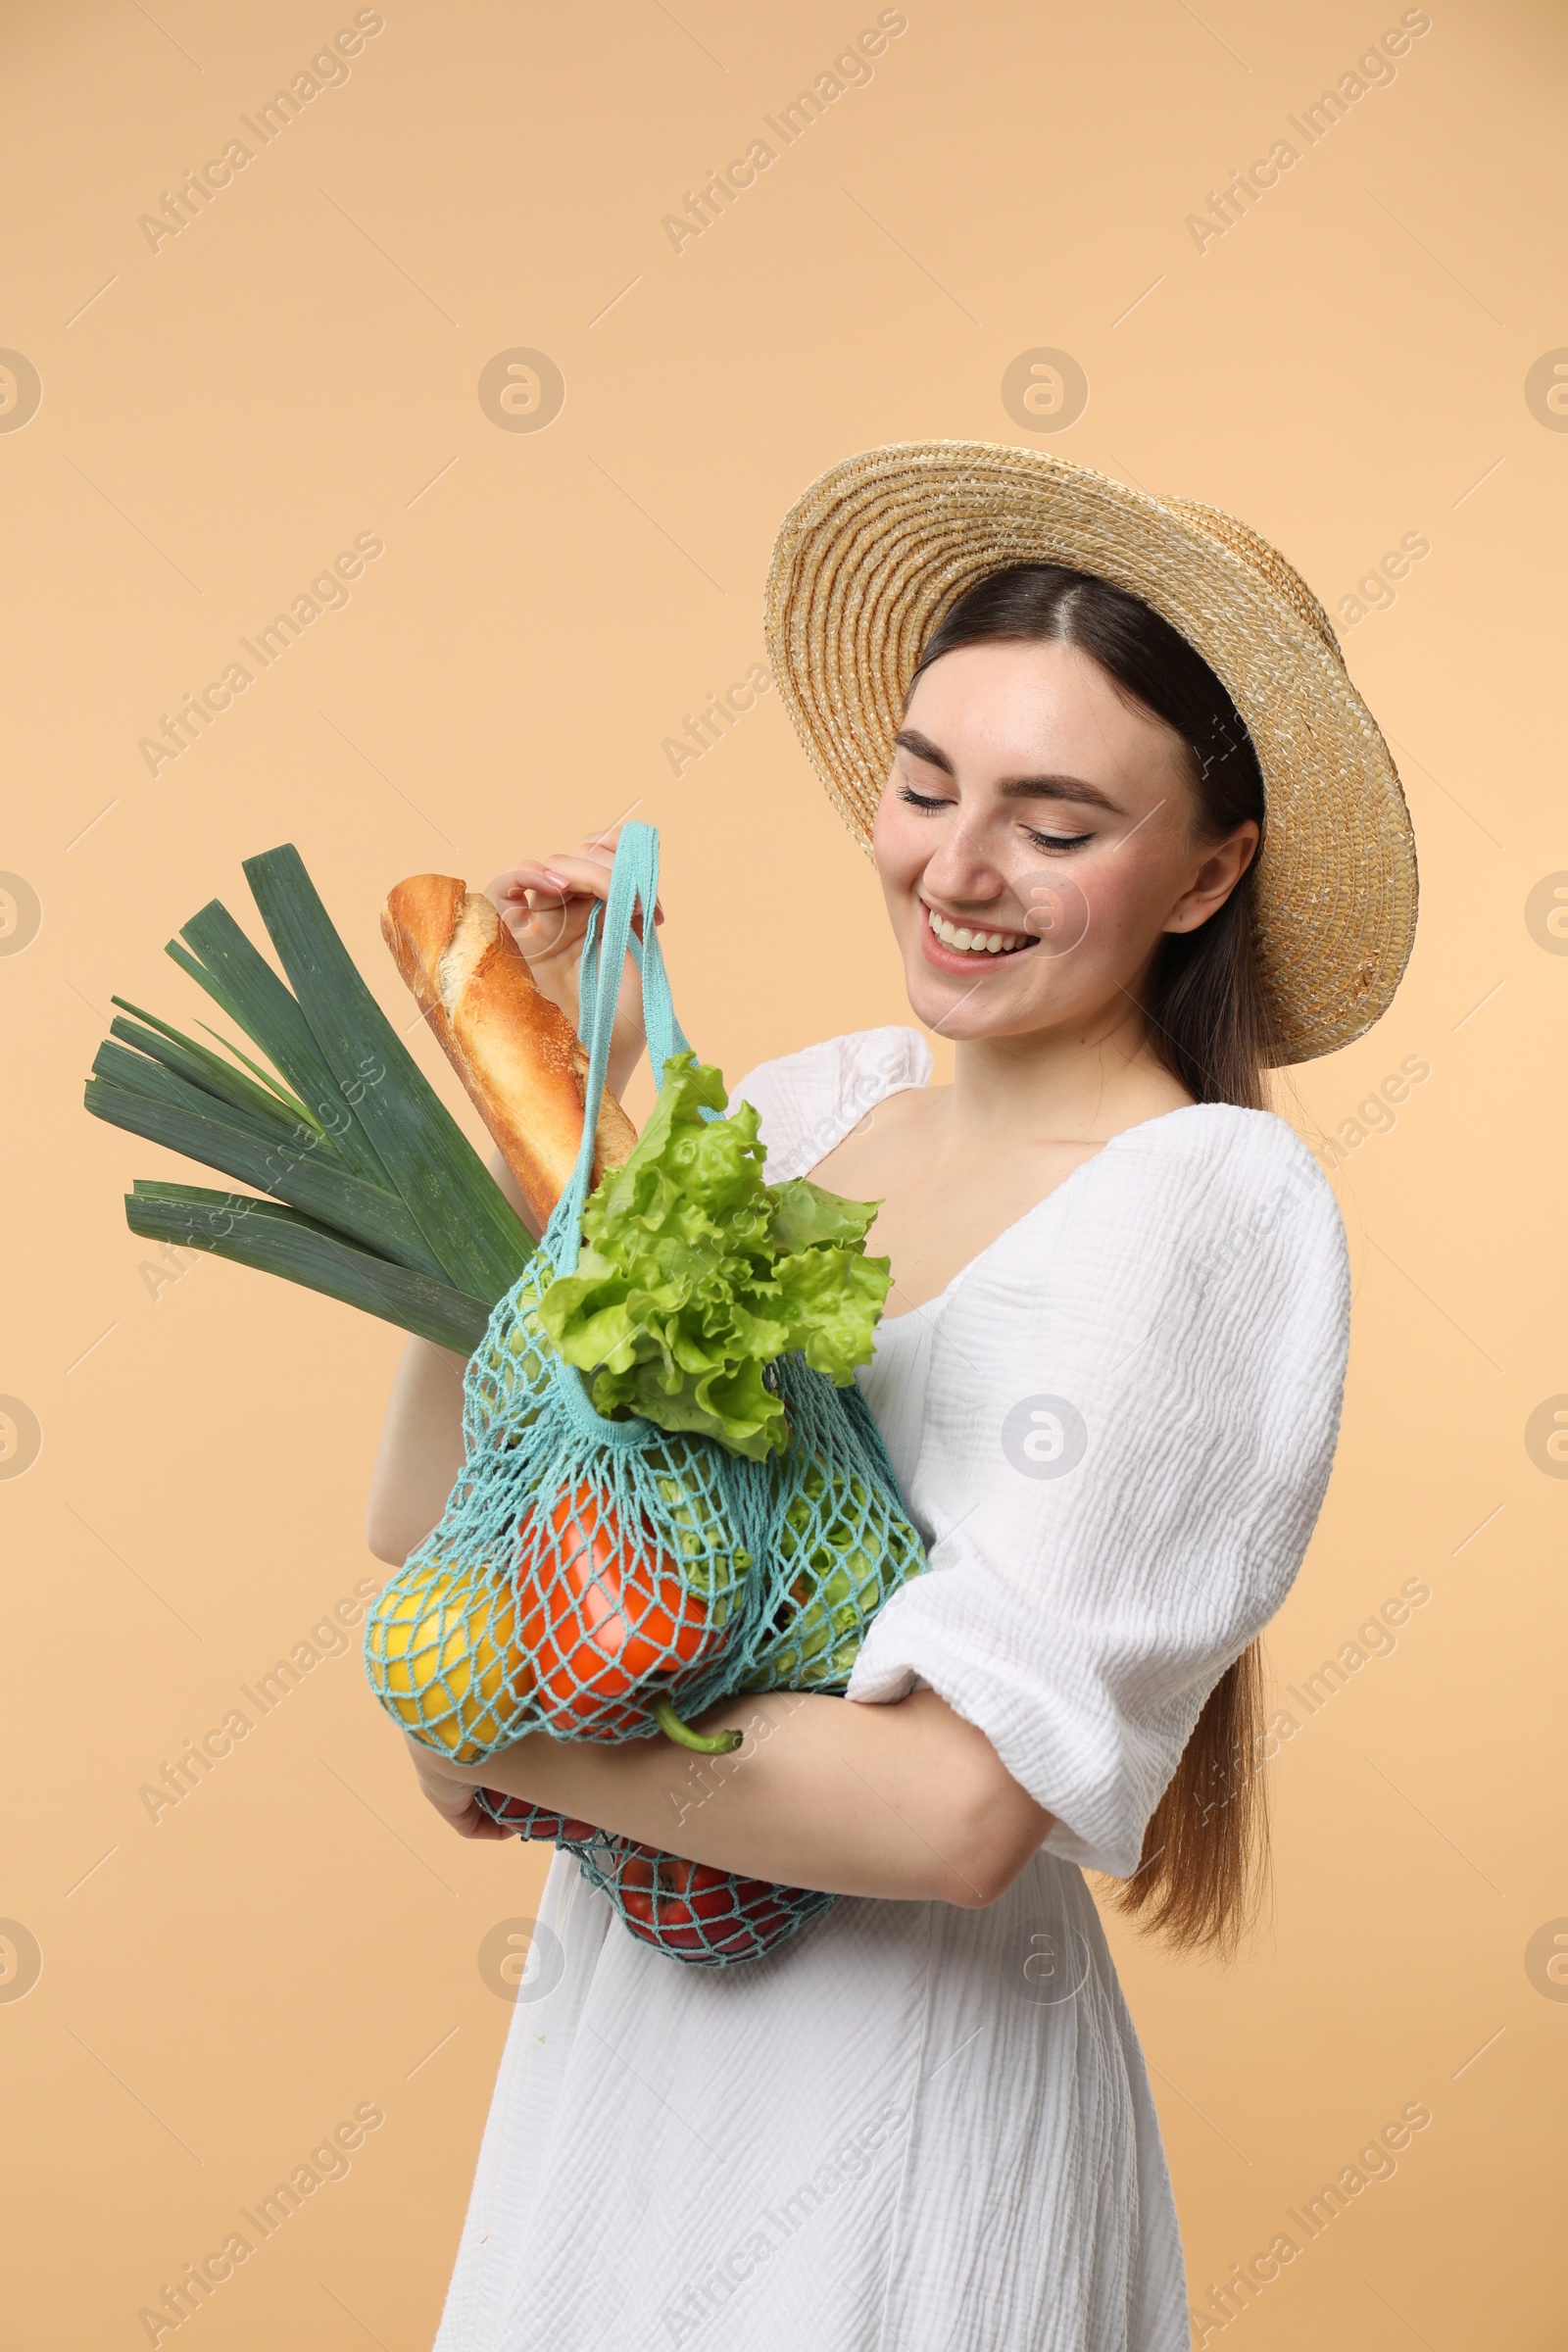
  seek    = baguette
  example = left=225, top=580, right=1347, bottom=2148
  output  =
left=381, top=874, right=638, bottom=1232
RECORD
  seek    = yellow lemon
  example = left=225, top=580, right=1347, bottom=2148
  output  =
left=367, top=1559, right=525, bottom=1764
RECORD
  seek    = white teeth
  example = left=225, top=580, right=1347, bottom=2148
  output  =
left=926, top=906, right=1024, bottom=956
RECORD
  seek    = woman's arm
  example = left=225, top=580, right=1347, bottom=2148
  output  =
left=364, top=1336, right=468, bottom=1566
left=364, top=1146, right=532, bottom=1566
left=406, top=1687, right=1055, bottom=1908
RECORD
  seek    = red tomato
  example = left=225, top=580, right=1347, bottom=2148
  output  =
left=612, top=1843, right=793, bottom=1958
left=516, top=1486, right=723, bottom=1733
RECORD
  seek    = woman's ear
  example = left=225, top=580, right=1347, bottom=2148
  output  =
left=1163, top=821, right=1259, bottom=935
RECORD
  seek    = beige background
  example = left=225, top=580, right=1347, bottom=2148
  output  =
left=3, top=0, right=1564, bottom=2344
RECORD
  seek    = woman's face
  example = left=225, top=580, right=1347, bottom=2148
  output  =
left=871, top=637, right=1259, bottom=1047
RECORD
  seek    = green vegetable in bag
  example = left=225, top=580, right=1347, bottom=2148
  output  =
left=534, top=1051, right=892, bottom=1461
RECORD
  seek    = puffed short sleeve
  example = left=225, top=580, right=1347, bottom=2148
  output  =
left=726, top=1027, right=932, bottom=1180
left=844, top=1105, right=1350, bottom=1880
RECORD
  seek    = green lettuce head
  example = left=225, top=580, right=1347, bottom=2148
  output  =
left=534, top=1053, right=891, bottom=1458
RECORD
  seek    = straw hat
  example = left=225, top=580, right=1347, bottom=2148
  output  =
left=762, top=439, right=1417, bottom=1065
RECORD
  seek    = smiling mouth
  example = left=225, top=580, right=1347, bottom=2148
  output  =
left=922, top=902, right=1038, bottom=958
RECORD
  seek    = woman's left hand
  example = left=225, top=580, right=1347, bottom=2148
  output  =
left=405, top=1735, right=512, bottom=1840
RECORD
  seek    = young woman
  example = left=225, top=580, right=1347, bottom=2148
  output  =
left=368, top=445, right=1416, bottom=2350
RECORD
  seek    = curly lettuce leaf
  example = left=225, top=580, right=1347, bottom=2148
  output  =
left=534, top=1052, right=890, bottom=1458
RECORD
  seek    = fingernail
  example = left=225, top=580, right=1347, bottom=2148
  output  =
left=541, top=869, right=571, bottom=889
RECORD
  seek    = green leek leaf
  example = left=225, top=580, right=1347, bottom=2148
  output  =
left=242, top=844, right=532, bottom=1298
left=86, top=1062, right=449, bottom=1278
left=168, top=902, right=390, bottom=1188
left=126, top=1182, right=491, bottom=1354
left=109, top=1001, right=322, bottom=1141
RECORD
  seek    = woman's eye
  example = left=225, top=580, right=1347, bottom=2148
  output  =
left=894, top=774, right=1093, bottom=849
left=896, top=783, right=953, bottom=814
left=1024, top=826, right=1095, bottom=853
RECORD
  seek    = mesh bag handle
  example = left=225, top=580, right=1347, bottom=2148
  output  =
left=543, top=820, right=696, bottom=1275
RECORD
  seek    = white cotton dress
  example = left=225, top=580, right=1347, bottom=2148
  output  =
left=432, top=1028, right=1350, bottom=2352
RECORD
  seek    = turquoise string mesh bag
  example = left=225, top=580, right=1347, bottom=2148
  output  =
left=472, top=1793, right=840, bottom=1966
left=471, top=1336, right=925, bottom=1966
left=365, top=822, right=927, bottom=1964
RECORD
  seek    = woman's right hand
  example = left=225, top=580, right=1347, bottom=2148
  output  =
left=484, top=824, right=661, bottom=1100
left=404, top=1734, right=511, bottom=1840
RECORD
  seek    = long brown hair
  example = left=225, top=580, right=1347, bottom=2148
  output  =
left=906, top=564, right=1277, bottom=1955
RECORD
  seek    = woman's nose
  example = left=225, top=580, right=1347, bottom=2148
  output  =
left=921, top=817, right=1005, bottom=906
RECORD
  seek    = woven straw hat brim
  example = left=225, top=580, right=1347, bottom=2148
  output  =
left=763, top=440, right=1417, bottom=1066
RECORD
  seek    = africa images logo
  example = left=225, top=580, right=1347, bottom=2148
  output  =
left=1002, top=1395, right=1088, bottom=1480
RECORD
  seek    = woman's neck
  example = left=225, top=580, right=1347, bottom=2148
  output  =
left=943, top=1004, right=1193, bottom=1149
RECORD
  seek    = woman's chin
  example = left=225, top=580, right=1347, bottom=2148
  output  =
left=902, top=957, right=1054, bottom=1043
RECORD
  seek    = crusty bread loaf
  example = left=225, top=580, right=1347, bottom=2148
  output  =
left=381, top=874, right=637, bottom=1231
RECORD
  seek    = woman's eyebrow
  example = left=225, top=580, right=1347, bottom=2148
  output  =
left=894, top=728, right=1125, bottom=813
left=1001, top=774, right=1125, bottom=813
left=894, top=727, right=956, bottom=775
